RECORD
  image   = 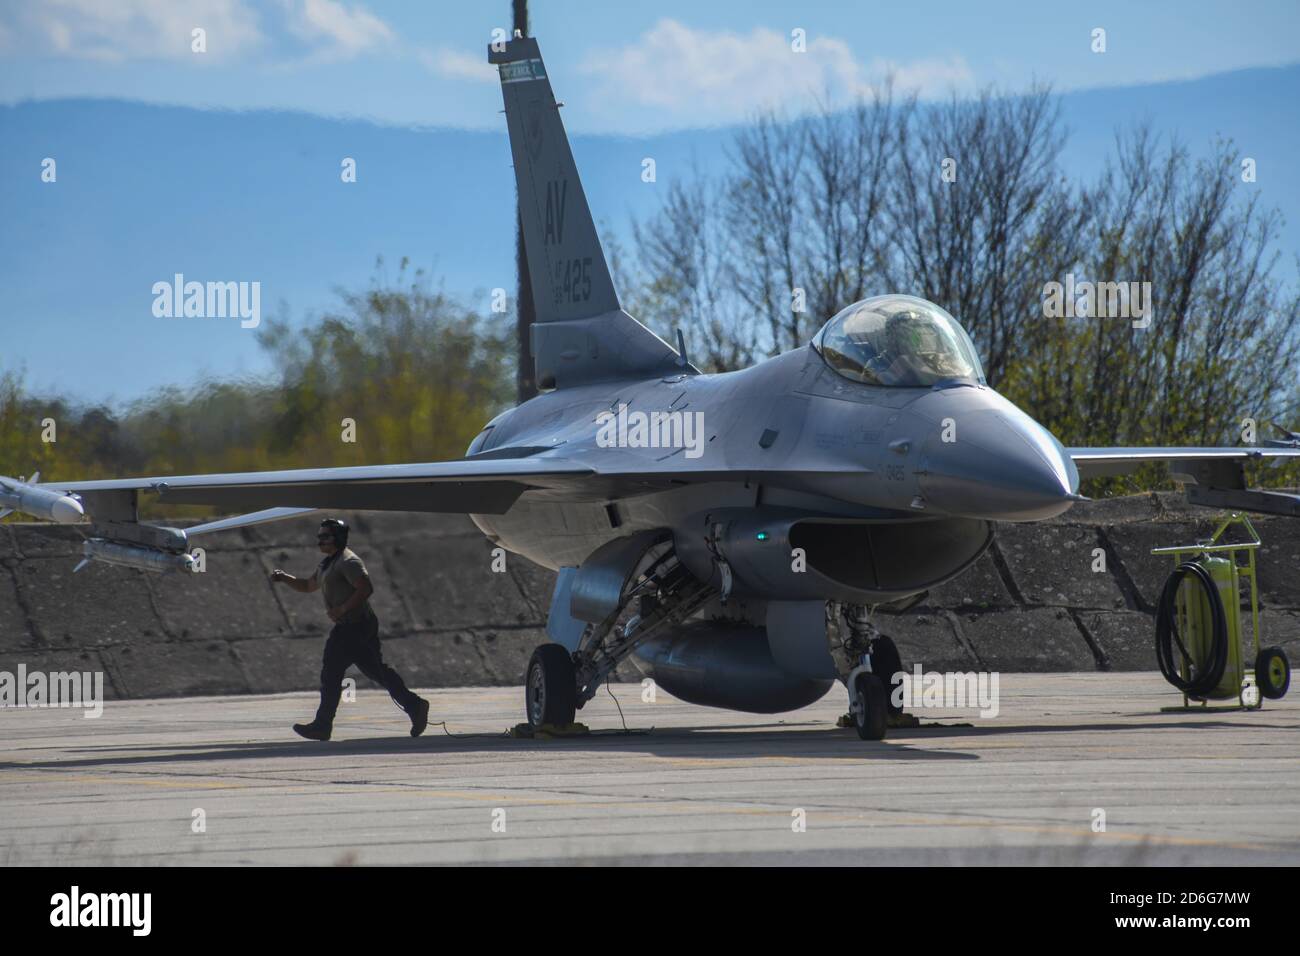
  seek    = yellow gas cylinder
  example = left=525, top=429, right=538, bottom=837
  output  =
left=1181, top=555, right=1241, bottom=699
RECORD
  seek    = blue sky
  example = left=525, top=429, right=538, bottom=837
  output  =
left=1, top=1, right=1299, bottom=404
left=2, top=1, right=1299, bottom=133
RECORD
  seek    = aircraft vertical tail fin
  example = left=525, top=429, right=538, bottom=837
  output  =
left=490, top=34, right=619, bottom=322
left=490, top=34, right=690, bottom=388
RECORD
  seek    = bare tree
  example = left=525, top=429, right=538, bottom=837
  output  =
left=629, top=175, right=755, bottom=371
left=626, top=88, right=1300, bottom=483
left=630, top=87, right=902, bottom=364
left=885, top=86, right=1088, bottom=387
left=800, top=84, right=901, bottom=324
left=725, top=113, right=808, bottom=352
left=1054, top=130, right=1300, bottom=450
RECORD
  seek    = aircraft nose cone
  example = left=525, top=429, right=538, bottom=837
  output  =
left=918, top=407, right=1079, bottom=521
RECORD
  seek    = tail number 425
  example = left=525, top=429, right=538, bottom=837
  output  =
left=553, top=256, right=593, bottom=305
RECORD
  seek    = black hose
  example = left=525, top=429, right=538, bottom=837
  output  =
left=1154, top=560, right=1229, bottom=698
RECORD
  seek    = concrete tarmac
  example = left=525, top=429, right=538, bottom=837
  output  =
left=1, top=673, right=1297, bottom=865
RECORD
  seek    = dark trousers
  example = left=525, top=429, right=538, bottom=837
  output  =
left=314, top=613, right=420, bottom=727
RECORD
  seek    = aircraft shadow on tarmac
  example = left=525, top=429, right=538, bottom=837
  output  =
left=3, top=717, right=1282, bottom=773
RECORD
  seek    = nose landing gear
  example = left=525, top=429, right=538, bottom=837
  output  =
left=832, top=603, right=906, bottom=741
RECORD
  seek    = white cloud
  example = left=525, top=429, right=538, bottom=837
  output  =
left=10, top=0, right=264, bottom=62
left=577, top=19, right=972, bottom=130
left=282, top=0, right=393, bottom=59
left=884, top=57, right=975, bottom=95
left=420, top=47, right=497, bottom=83
left=0, top=0, right=397, bottom=64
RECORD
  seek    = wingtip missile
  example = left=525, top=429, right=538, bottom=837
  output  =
left=0, top=475, right=85, bottom=524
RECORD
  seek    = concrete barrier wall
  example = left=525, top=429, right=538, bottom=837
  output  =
left=2, top=494, right=1298, bottom=699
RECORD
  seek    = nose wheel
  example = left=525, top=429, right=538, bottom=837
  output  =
left=851, top=673, right=888, bottom=740
left=872, top=634, right=904, bottom=717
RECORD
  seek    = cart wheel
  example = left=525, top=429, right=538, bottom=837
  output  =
left=1255, top=646, right=1291, bottom=700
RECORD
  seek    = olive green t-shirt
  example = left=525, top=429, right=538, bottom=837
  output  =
left=317, top=548, right=373, bottom=624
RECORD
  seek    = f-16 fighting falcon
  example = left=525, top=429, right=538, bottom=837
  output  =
left=5, top=32, right=1300, bottom=740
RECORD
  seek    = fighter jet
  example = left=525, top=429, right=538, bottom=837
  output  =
left=6, top=33, right=1300, bottom=739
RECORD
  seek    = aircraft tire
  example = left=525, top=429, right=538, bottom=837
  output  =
left=873, top=635, right=904, bottom=715
left=853, top=673, right=888, bottom=741
left=526, top=644, right=578, bottom=728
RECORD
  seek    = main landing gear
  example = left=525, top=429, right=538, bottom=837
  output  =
left=524, top=546, right=712, bottom=730
left=526, top=644, right=578, bottom=727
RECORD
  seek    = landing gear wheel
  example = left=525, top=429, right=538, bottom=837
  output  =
left=872, top=635, right=903, bottom=716
left=1256, top=646, right=1291, bottom=700
left=853, top=673, right=888, bottom=741
left=526, top=644, right=578, bottom=728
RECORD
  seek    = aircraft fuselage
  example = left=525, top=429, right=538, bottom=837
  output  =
left=470, top=342, right=1078, bottom=605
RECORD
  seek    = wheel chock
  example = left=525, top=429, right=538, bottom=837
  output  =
left=835, top=712, right=920, bottom=729
left=508, top=721, right=591, bottom=739
left=835, top=712, right=967, bottom=730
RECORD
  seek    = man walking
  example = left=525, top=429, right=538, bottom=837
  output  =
left=270, top=517, right=429, bottom=741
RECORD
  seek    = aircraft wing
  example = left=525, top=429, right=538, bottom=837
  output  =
left=1067, top=445, right=1300, bottom=517
left=35, top=457, right=596, bottom=517
left=35, top=453, right=888, bottom=518
left=23, top=444, right=1300, bottom=518
left=19, top=442, right=1298, bottom=549
left=14, top=443, right=903, bottom=535
left=1067, top=446, right=1300, bottom=479
left=8, top=453, right=883, bottom=572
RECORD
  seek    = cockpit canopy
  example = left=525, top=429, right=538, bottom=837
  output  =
left=812, top=295, right=985, bottom=388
